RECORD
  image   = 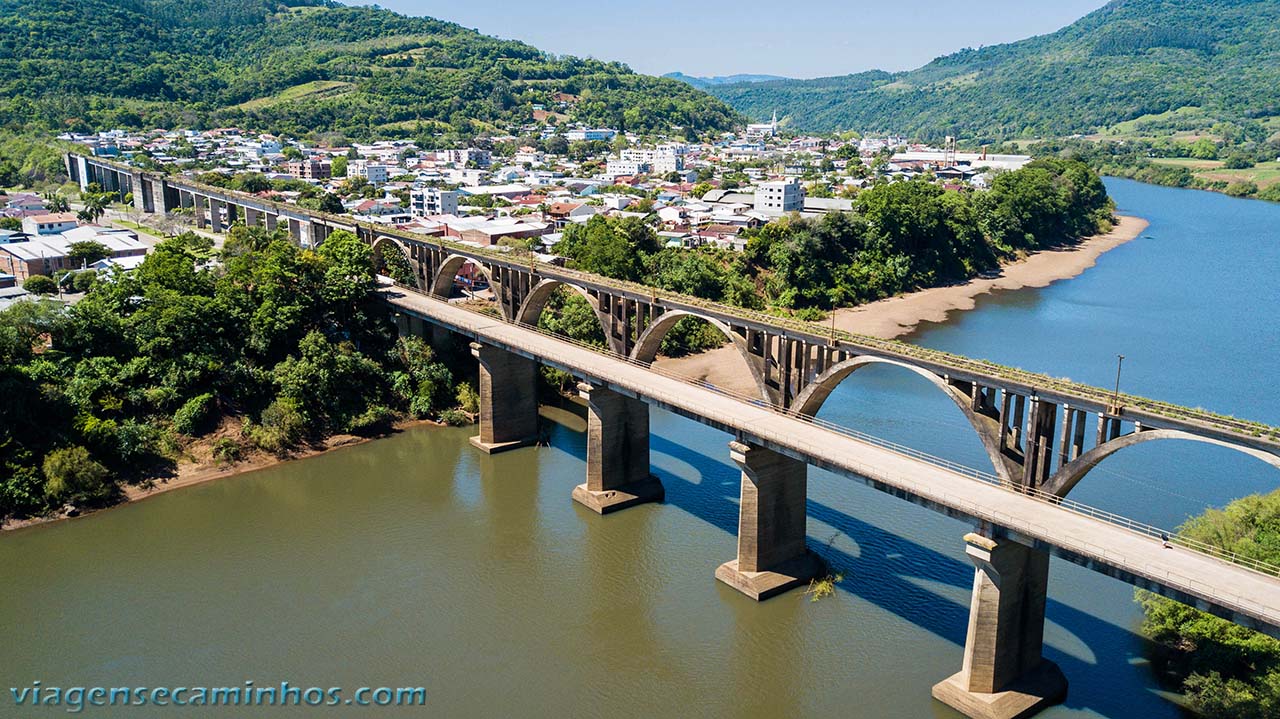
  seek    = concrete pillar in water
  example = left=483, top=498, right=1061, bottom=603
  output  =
left=571, top=383, right=663, bottom=514
left=715, top=441, right=822, bottom=600
left=469, top=342, right=539, bottom=454
left=932, top=533, right=1067, bottom=719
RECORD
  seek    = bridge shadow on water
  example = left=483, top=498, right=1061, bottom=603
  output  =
left=548, top=418, right=1164, bottom=718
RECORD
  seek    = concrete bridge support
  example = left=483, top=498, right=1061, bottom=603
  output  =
left=244, top=207, right=262, bottom=228
left=933, top=533, right=1066, bottom=719
left=469, top=342, right=539, bottom=454
left=192, top=195, right=209, bottom=229
left=208, top=199, right=225, bottom=233
left=572, top=383, right=663, bottom=514
left=716, top=441, right=823, bottom=600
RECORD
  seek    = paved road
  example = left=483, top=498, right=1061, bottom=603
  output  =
left=385, top=286, right=1280, bottom=638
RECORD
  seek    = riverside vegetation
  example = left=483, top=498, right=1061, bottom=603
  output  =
left=536, top=158, right=1113, bottom=352
left=1139, top=489, right=1280, bottom=719
left=0, top=225, right=478, bottom=523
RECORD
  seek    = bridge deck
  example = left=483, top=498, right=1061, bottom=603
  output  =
left=385, top=288, right=1280, bottom=638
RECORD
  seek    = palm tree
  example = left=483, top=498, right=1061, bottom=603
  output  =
left=79, top=193, right=107, bottom=224
left=43, top=191, right=70, bottom=213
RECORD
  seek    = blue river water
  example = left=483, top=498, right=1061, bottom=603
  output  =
left=1, top=178, right=1276, bottom=717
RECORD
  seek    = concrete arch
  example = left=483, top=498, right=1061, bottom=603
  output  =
left=630, top=310, right=772, bottom=404
left=372, top=235, right=420, bottom=290
left=1042, top=428, right=1280, bottom=498
left=515, top=279, right=604, bottom=328
left=430, top=254, right=503, bottom=311
left=793, top=355, right=1020, bottom=484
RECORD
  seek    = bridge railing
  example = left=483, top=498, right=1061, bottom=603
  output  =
left=89, top=153, right=1277, bottom=440
left=388, top=287, right=1280, bottom=582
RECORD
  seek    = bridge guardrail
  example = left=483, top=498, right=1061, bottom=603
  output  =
left=386, top=285, right=1280, bottom=584
left=88, top=152, right=1279, bottom=444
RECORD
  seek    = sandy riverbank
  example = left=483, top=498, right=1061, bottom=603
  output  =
left=656, top=216, right=1150, bottom=396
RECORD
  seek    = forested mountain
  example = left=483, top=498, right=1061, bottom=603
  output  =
left=662, top=73, right=791, bottom=89
left=0, top=0, right=742, bottom=139
left=708, top=0, right=1280, bottom=140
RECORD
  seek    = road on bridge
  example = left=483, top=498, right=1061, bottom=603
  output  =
left=383, top=287, right=1280, bottom=638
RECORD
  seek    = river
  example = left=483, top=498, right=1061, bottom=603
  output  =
left=3, top=178, right=1278, bottom=717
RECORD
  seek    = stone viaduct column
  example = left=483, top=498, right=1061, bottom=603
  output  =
left=932, top=533, right=1067, bottom=719
left=192, top=194, right=209, bottom=229
left=469, top=342, right=539, bottom=454
left=715, top=441, right=823, bottom=600
left=572, top=382, right=663, bottom=514
left=244, top=207, right=262, bottom=228
left=208, top=198, right=225, bottom=233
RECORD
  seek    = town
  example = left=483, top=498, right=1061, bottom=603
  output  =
left=1, top=119, right=1030, bottom=305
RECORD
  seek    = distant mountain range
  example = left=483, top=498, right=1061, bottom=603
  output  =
left=705, top=0, right=1280, bottom=140
left=0, top=0, right=743, bottom=139
left=662, top=72, right=791, bottom=89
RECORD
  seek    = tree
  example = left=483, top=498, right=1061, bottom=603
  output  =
left=66, top=240, right=110, bottom=269
left=331, top=155, right=348, bottom=178
left=78, top=192, right=108, bottom=224
left=23, top=275, right=57, bottom=295
left=0, top=217, right=20, bottom=231
left=43, top=192, right=70, bottom=213
left=1138, top=489, right=1280, bottom=719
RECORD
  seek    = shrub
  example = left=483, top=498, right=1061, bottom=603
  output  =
left=173, top=393, right=216, bottom=436
left=455, top=382, right=479, bottom=414
left=249, top=397, right=307, bottom=454
left=1222, top=154, right=1256, bottom=170
left=211, top=438, right=243, bottom=465
left=1225, top=181, right=1259, bottom=197
left=71, top=270, right=97, bottom=293
left=349, top=404, right=397, bottom=433
left=23, top=275, right=57, bottom=295
left=42, top=446, right=113, bottom=505
left=439, top=409, right=471, bottom=426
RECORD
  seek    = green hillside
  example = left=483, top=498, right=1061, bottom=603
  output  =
left=709, top=0, right=1280, bottom=140
left=0, top=0, right=742, bottom=139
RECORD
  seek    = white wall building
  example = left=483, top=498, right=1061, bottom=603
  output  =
left=754, top=180, right=805, bottom=215
left=410, top=187, right=460, bottom=218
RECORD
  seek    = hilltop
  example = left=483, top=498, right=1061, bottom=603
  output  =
left=708, top=0, right=1280, bottom=140
left=0, top=0, right=742, bottom=140
left=662, top=72, right=791, bottom=89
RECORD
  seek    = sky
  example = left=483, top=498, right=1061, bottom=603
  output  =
left=338, top=0, right=1111, bottom=78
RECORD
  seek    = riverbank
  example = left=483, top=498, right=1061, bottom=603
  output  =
left=0, top=418, right=444, bottom=533
left=656, top=215, right=1149, bottom=396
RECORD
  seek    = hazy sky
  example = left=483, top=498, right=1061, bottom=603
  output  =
left=339, top=0, right=1110, bottom=78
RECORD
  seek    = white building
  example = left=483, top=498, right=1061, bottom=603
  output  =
left=745, top=111, right=779, bottom=139
left=754, top=180, right=805, bottom=215
left=22, top=213, right=79, bottom=236
left=410, top=187, right=460, bottom=218
left=566, top=128, right=617, bottom=142
left=348, top=160, right=390, bottom=184
left=621, top=149, right=683, bottom=173
left=606, top=159, right=649, bottom=176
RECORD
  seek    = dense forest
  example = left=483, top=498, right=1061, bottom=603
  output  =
left=0, top=0, right=742, bottom=140
left=0, top=225, right=476, bottom=522
left=703, top=0, right=1280, bottom=140
left=1139, top=489, right=1280, bottom=718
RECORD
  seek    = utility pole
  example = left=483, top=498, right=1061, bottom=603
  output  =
left=1111, top=354, right=1125, bottom=412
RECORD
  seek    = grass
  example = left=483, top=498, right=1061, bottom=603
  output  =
left=1149, top=157, right=1224, bottom=170
left=113, top=219, right=163, bottom=238
left=234, top=81, right=354, bottom=111
left=1198, top=161, right=1280, bottom=189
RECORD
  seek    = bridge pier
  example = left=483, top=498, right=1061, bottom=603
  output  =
left=572, top=383, right=663, bottom=514
left=208, top=198, right=225, bottom=233
left=716, top=441, right=823, bottom=600
left=469, top=342, right=539, bottom=454
left=933, top=533, right=1066, bottom=719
